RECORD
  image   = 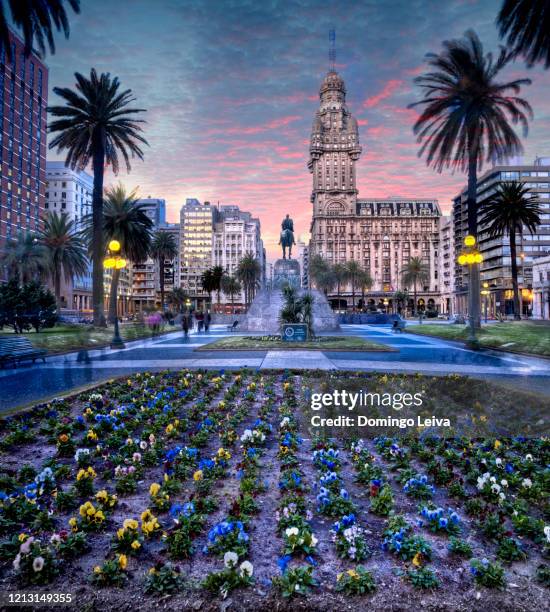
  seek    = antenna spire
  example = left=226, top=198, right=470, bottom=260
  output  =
left=329, top=28, right=336, bottom=72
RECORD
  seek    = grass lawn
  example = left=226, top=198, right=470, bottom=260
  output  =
left=408, top=321, right=550, bottom=357
left=0, top=323, right=175, bottom=355
left=197, top=334, right=392, bottom=351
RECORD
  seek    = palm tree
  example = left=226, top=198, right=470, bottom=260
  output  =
left=0, top=0, right=80, bottom=61
left=498, top=0, right=550, bottom=68
left=0, top=232, right=46, bottom=283
left=358, top=269, right=373, bottom=310
left=345, top=260, right=363, bottom=312
left=393, top=289, right=409, bottom=316
left=221, top=274, right=242, bottom=314
left=332, top=263, right=348, bottom=310
left=409, top=30, right=532, bottom=331
left=166, top=287, right=188, bottom=313
left=309, top=254, right=335, bottom=296
left=83, top=184, right=153, bottom=323
left=48, top=69, right=148, bottom=326
left=210, top=265, right=225, bottom=312
left=150, top=231, right=178, bottom=311
left=402, top=257, right=430, bottom=317
left=38, top=211, right=88, bottom=309
left=237, top=253, right=261, bottom=309
left=201, top=268, right=217, bottom=308
left=480, top=182, right=542, bottom=319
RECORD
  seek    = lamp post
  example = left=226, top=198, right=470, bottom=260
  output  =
left=103, top=240, right=127, bottom=349
left=481, top=282, right=489, bottom=323
left=458, top=234, right=483, bottom=349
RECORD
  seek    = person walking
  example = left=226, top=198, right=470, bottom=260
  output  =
left=205, top=310, right=211, bottom=332
left=195, top=310, right=204, bottom=333
left=182, top=313, right=189, bottom=339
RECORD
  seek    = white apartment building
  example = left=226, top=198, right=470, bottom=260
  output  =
left=212, top=204, right=263, bottom=308
left=438, top=216, right=454, bottom=315
left=180, top=198, right=213, bottom=308
left=45, top=161, right=93, bottom=311
left=533, top=255, right=550, bottom=319
left=295, top=238, right=310, bottom=288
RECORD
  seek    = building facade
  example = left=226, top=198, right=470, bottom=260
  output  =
left=438, top=216, right=455, bottom=315
left=453, top=158, right=550, bottom=317
left=212, top=204, right=263, bottom=310
left=179, top=198, right=213, bottom=308
left=295, top=239, right=309, bottom=289
left=533, top=255, right=550, bottom=320
left=0, top=31, right=48, bottom=281
left=308, top=70, right=441, bottom=312
left=45, top=161, right=93, bottom=311
left=130, top=198, right=166, bottom=313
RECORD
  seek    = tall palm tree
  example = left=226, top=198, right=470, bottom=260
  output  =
left=166, top=287, right=188, bottom=313
left=221, top=274, right=242, bottom=314
left=409, top=29, right=532, bottom=330
left=332, top=263, right=348, bottom=310
left=150, top=231, right=178, bottom=311
left=211, top=265, right=225, bottom=311
left=358, top=269, right=373, bottom=310
left=308, top=254, right=335, bottom=296
left=498, top=0, right=550, bottom=68
left=0, top=0, right=80, bottom=61
left=480, top=182, right=542, bottom=319
left=39, top=211, right=87, bottom=309
left=201, top=268, right=217, bottom=308
left=236, top=253, right=261, bottom=309
left=83, top=184, right=153, bottom=323
left=344, top=260, right=363, bottom=312
left=48, top=69, right=148, bottom=326
left=0, top=232, right=46, bottom=283
left=402, top=257, right=430, bottom=316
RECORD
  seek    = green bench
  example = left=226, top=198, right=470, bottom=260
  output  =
left=0, top=336, right=47, bottom=368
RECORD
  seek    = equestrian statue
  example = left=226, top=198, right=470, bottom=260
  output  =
left=279, top=214, right=296, bottom=259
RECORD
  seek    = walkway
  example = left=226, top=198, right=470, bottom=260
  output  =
left=1, top=323, right=549, bottom=411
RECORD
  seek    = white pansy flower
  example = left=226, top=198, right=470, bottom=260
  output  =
left=223, top=551, right=238, bottom=568
left=239, top=561, right=253, bottom=577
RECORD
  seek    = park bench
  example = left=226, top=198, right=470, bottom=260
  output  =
left=391, top=319, right=406, bottom=333
left=0, top=337, right=47, bottom=368
left=227, top=320, right=239, bottom=332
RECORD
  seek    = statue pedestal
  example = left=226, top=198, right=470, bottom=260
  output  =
left=273, top=258, right=301, bottom=290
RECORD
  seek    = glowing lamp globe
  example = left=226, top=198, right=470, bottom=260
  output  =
left=464, top=235, right=476, bottom=247
left=108, top=239, right=121, bottom=252
left=465, top=253, right=475, bottom=265
left=458, top=255, right=467, bottom=265
left=104, top=257, right=116, bottom=269
left=474, top=253, right=484, bottom=264
left=115, top=258, right=127, bottom=269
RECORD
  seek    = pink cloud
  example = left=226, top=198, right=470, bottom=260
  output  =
left=363, top=79, right=403, bottom=108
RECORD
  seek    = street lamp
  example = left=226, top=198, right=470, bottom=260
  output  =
left=458, top=234, right=483, bottom=349
left=104, top=240, right=127, bottom=349
left=481, top=282, right=490, bottom=323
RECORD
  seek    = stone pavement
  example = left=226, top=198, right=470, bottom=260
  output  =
left=1, top=323, right=549, bottom=411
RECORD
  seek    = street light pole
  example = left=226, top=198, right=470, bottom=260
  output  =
left=458, top=235, right=483, bottom=350
left=104, top=240, right=127, bottom=349
left=481, top=282, right=489, bottom=323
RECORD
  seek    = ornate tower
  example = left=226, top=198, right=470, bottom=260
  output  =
left=308, top=70, right=362, bottom=218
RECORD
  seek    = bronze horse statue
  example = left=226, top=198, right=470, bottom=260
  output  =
left=279, top=228, right=295, bottom=259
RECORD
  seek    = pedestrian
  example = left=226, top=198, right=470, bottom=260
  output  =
left=182, top=313, right=189, bottom=338
left=205, top=310, right=211, bottom=332
left=195, top=310, right=204, bottom=333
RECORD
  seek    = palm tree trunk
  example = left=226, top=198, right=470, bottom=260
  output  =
left=337, top=281, right=341, bottom=310
left=231, top=292, right=235, bottom=314
left=91, top=130, right=106, bottom=327
left=413, top=280, right=417, bottom=317
left=467, top=148, right=481, bottom=329
left=159, top=258, right=165, bottom=311
left=509, top=230, right=521, bottom=320
left=54, top=269, right=62, bottom=311
left=108, top=268, right=120, bottom=324
left=351, top=277, right=356, bottom=311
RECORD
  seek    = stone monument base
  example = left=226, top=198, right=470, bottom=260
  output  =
left=240, top=288, right=340, bottom=333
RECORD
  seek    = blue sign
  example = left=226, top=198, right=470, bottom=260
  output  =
left=282, top=324, right=308, bottom=342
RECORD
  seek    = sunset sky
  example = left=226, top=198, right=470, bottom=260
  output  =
left=44, top=0, right=550, bottom=259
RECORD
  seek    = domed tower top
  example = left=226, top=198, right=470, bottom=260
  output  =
left=320, top=70, right=346, bottom=96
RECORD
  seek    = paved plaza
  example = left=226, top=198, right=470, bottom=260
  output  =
left=1, top=323, right=550, bottom=411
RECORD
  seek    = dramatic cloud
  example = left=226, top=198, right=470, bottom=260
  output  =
left=43, top=0, right=550, bottom=259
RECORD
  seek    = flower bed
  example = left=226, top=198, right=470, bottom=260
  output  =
left=0, top=370, right=548, bottom=610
